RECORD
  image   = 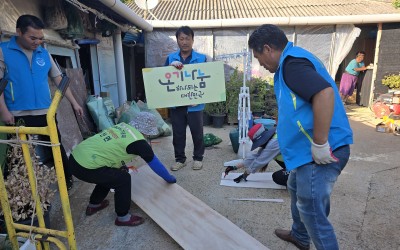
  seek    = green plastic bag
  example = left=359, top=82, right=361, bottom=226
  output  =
left=118, top=101, right=141, bottom=124
left=86, top=96, right=115, bottom=132
left=203, top=133, right=222, bottom=147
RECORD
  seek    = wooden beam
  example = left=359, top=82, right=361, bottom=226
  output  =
left=131, top=166, right=268, bottom=250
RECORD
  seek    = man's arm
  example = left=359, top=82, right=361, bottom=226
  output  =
left=311, top=87, right=338, bottom=164
left=0, top=93, right=14, bottom=124
left=312, top=87, right=334, bottom=145
left=0, top=48, right=13, bottom=124
left=53, top=75, right=83, bottom=116
left=283, top=57, right=338, bottom=164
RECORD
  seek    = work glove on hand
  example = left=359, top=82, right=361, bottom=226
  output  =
left=234, top=173, right=249, bottom=183
left=170, top=61, right=183, bottom=70
left=224, top=166, right=237, bottom=178
left=311, top=141, right=339, bottom=164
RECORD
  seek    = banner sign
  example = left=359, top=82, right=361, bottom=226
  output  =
left=142, top=61, right=226, bottom=108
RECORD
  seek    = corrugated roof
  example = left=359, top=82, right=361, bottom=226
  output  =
left=126, top=0, right=400, bottom=21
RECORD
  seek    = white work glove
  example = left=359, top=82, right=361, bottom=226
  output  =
left=311, top=141, right=339, bottom=164
left=170, top=61, right=183, bottom=70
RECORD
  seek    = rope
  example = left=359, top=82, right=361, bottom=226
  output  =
left=0, top=126, right=61, bottom=147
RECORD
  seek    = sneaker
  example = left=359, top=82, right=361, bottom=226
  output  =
left=171, top=162, right=186, bottom=171
left=115, top=215, right=145, bottom=227
left=85, top=200, right=110, bottom=216
left=192, top=160, right=203, bottom=170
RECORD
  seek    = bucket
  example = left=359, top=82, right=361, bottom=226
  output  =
left=229, top=128, right=240, bottom=153
left=393, top=104, right=400, bottom=115
left=212, top=114, right=225, bottom=128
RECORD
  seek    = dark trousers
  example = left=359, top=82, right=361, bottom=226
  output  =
left=69, top=155, right=131, bottom=216
left=14, top=115, right=72, bottom=181
left=170, top=107, right=204, bottom=163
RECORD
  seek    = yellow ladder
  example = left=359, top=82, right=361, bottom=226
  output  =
left=0, top=77, right=77, bottom=249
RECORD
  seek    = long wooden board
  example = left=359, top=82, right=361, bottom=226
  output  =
left=131, top=166, right=268, bottom=250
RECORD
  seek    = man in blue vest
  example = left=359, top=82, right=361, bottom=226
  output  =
left=248, top=25, right=353, bottom=250
left=164, top=26, right=207, bottom=171
left=0, top=15, right=83, bottom=190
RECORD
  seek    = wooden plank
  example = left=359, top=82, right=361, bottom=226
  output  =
left=49, top=84, right=83, bottom=155
left=131, top=166, right=268, bottom=250
left=65, top=68, right=97, bottom=137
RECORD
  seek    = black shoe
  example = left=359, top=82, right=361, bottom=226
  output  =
left=66, top=178, right=73, bottom=191
left=275, top=229, right=310, bottom=250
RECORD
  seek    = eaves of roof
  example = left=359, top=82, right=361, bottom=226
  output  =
left=126, top=0, right=400, bottom=28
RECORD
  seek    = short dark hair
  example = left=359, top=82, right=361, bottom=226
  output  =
left=356, top=51, right=366, bottom=56
left=175, top=26, right=194, bottom=39
left=16, top=15, right=45, bottom=34
left=248, top=24, right=288, bottom=53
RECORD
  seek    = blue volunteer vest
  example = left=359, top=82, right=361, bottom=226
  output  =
left=274, top=42, right=353, bottom=171
left=167, top=50, right=207, bottom=112
left=1, top=36, right=52, bottom=111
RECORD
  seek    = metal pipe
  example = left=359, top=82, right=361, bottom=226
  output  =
left=98, top=0, right=153, bottom=31
left=148, top=14, right=400, bottom=28
left=113, top=29, right=127, bottom=107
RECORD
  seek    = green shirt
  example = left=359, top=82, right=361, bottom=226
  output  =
left=71, top=123, right=145, bottom=169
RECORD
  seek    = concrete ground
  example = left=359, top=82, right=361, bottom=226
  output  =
left=50, top=105, right=400, bottom=250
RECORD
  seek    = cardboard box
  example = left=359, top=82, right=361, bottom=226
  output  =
left=376, top=122, right=393, bottom=133
left=157, top=108, right=169, bottom=119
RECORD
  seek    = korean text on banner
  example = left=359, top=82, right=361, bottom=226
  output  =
left=142, top=61, right=226, bottom=109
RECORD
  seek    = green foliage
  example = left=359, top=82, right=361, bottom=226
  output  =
left=225, top=68, right=243, bottom=119
left=249, top=77, right=272, bottom=112
left=382, top=73, right=400, bottom=89
left=393, top=0, right=400, bottom=8
left=220, top=67, right=277, bottom=118
left=120, top=0, right=133, bottom=4
left=205, top=101, right=227, bottom=115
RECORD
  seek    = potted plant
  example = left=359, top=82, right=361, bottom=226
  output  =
left=207, top=101, right=227, bottom=128
left=250, top=77, right=270, bottom=117
left=0, top=135, right=57, bottom=231
left=251, top=99, right=266, bottom=118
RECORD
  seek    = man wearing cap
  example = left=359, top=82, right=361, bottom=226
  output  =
left=224, top=124, right=288, bottom=186
left=248, top=25, right=353, bottom=250
left=69, top=117, right=176, bottom=227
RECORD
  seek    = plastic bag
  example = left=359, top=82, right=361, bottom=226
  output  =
left=203, top=133, right=222, bottom=147
left=86, top=96, right=115, bottom=131
left=117, top=101, right=141, bottom=124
